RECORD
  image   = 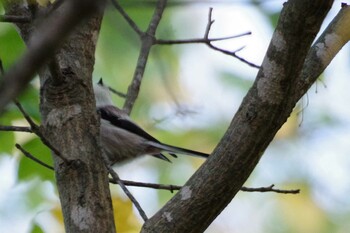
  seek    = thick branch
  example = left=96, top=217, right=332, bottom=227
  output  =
left=142, top=1, right=333, bottom=232
left=296, top=3, right=350, bottom=97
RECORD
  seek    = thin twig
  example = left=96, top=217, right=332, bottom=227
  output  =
left=109, top=179, right=182, bottom=193
left=123, top=0, right=168, bottom=114
left=99, top=149, right=148, bottom=221
left=0, top=125, right=32, bottom=132
left=204, top=8, right=260, bottom=69
left=204, top=8, right=214, bottom=38
left=13, top=101, right=39, bottom=131
left=240, top=184, right=300, bottom=194
left=110, top=0, right=143, bottom=36
left=15, top=143, right=54, bottom=170
left=110, top=179, right=300, bottom=194
left=208, top=43, right=260, bottom=68
left=156, top=32, right=251, bottom=45
left=14, top=101, right=69, bottom=163
left=108, top=168, right=148, bottom=221
left=14, top=144, right=299, bottom=195
left=0, top=15, right=31, bottom=23
left=108, top=86, right=127, bottom=98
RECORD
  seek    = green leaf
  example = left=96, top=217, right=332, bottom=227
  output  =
left=0, top=117, right=15, bottom=153
left=18, top=138, right=54, bottom=182
left=0, top=24, right=25, bottom=68
left=17, top=84, right=41, bottom=122
left=0, top=83, right=40, bottom=122
left=30, top=223, right=44, bottom=233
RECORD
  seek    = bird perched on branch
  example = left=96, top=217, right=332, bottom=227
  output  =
left=93, top=79, right=209, bottom=165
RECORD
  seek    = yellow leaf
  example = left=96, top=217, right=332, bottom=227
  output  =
left=112, top=195, right=142, bottom=233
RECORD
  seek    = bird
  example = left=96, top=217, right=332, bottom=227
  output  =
left=93, top=78, right=209, bottom=165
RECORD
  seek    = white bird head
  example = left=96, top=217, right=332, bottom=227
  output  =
left=93, top=78, right=114, bottom=107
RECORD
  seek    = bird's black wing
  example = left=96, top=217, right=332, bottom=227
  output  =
left=98, top=106, right=160, bottom=143
left=98, top=106, right=177, bottom=160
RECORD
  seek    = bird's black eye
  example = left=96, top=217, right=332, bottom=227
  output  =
left=98, top=78, right=104, bottom=86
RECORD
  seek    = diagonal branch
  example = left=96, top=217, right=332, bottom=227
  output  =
left=141, top=1, right=333, bottom=232
left=108, top=167, right=149, bottom=221
left=14, top=101, right=69, bottom=163
left=296, top=3, right=350, bottom=97
left=100, top=149, right=149, bottom=221
left=122, top=0, right=167, bottom=114
left=110, top=0, right=143, bottom=36
left=0, top=0, right=106, bottom=114
left=16, top=143, right=54, bottom=170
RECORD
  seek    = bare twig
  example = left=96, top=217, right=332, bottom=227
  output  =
left=156, top=32, right=251, bottom=45
left=99, top=148, right=148, bottom=221
left=240, top=184, right=300, bottom=194
left=0, top=125, right=32, bottom=132
left=123, top=0, right=168, bottom=114
left=14, top=143, right=299, bottom=195
left=0, top=15, right=31, bottom=23
left=108, top=168, right=148, bottom=221
left=208, top=43, right=260, bottom=68
left=110, top=179, right=300, bottom=194
left=110, top=0, right=143, bottom=36
left=109, top=179, right=182, bottom=193
left=14, top=101, right=69, bottom=163
left=205, top=8, right=260, bottom=68
left=15, top=143, right=54, bottom=170
left=108, top=86, right=127, bottom=98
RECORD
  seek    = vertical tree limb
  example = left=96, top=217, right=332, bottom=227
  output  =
left=3, top=1, right=116, bottom=232
left=0, top=0, right=104, bottom=114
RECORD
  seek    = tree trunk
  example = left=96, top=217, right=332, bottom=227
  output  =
left=4, top=2, right=116, bottom=232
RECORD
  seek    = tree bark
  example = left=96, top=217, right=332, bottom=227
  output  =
left=4, top=2, right=116, bottom=232
left=4, top=0, right=350, bottom=232
left=142, top=0, right=334, bottom=232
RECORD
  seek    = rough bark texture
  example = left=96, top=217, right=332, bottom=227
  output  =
left=40, top=18, right=115, bottom=233
left=5, top=0, right=349, bottom=232
left=5, top=2, right=116, bottom=233
left=142, top=0, right=334, bottom=232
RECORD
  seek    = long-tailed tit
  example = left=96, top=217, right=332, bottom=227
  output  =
left=94, top=79, right=209, bottom=165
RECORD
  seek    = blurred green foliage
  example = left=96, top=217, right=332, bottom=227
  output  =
left=0, top=1, right=348, bottom=233
left=18, top=137, right=54, bottom=181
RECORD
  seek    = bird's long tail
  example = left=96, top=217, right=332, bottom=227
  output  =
left=147, top=141, right=209, bottom=158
